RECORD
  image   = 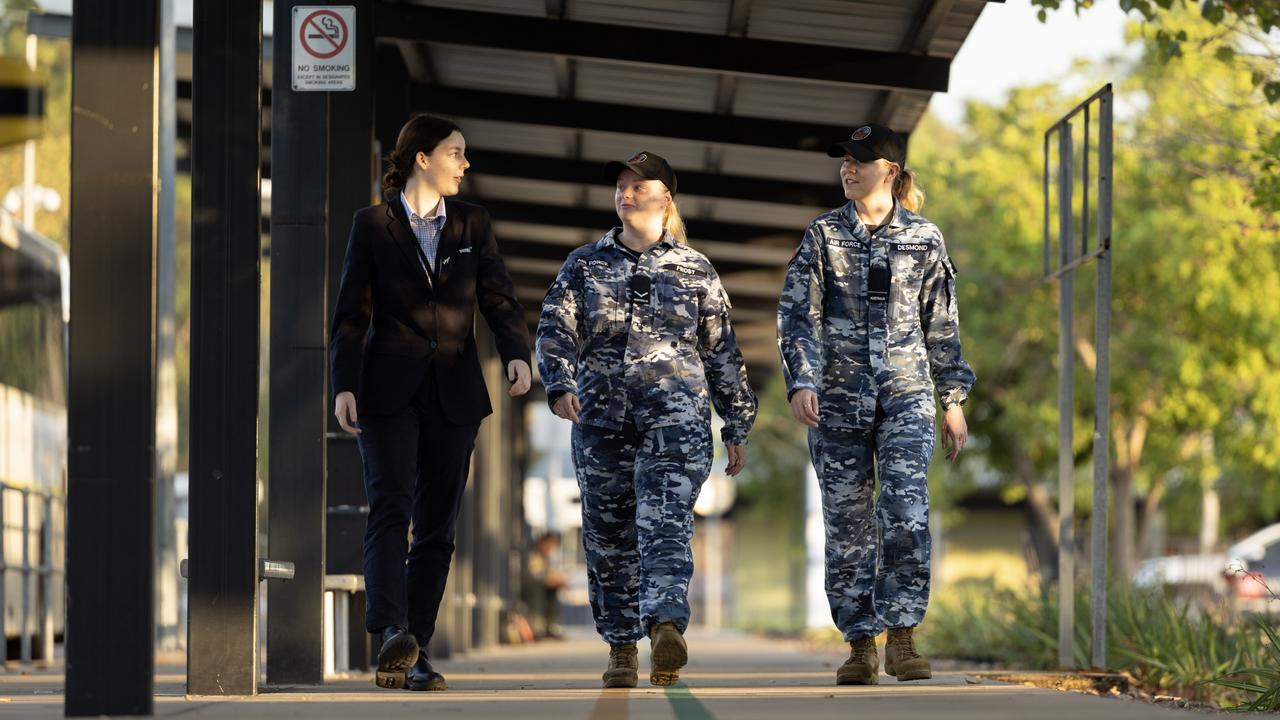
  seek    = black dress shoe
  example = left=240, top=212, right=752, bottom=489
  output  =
left=406, top=652, right=448, bottom=691
left=374, top=625, right=419, bottom=689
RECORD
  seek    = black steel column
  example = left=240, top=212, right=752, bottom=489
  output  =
left=188, top=0, right=263, bottom=695
left=66, top=2, right=161, bottom=715
left=325, top=0, right=375, bottom=588
left=265, top=0, right=329, bottom=684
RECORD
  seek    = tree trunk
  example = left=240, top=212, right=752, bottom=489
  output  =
left=1112, top=463, right=1136, bottom=581
left=1110, top=405, right=1151, bottom=584
left=1199, top=433, right=1220, bottom=554
left=1011, top=439, right=1060, bottom=587
left=1138, top=472, right=1167, bottom=559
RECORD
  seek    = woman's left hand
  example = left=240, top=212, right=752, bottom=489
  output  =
left=507, top=359, right=532, bottom=397
left=724, top=443, right=745, bottom=476
left=941, top=405, right=968, bottom=462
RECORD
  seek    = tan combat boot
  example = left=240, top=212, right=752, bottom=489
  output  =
left=602, top=642, right=638, bottom=688
left=884, top=626, right=932, bottom=681
left=648, top=622, right=688, bottom=686
left=836, top=635, right=879, bottom=685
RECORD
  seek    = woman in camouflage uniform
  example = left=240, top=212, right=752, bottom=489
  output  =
left=778, top=124, right=975, bottom=686
left=537, top=151, right=757, bottom=688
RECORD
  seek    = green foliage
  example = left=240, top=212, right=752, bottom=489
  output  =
left=1032, top=0, right=1280, bottom=103
left=911, top=7, right=1280, bottom=542
left=730, top=371, right=810, bottom=632
left=1211, top=616, right=1280, bottom=711
left=0, top=35, right=70, bottom=249
left=734, top=371, right=809, bottom=520
left=921, top=582, right=1270, bottom=707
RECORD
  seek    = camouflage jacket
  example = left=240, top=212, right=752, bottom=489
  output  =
left=777, top=202, right=975, bottom=429
left=537, top=229, right=757, bottom=445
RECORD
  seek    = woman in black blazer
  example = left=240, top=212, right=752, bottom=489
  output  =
left=329, top=114, right=532, bottom=692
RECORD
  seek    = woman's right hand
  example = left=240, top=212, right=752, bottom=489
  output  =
left=790, top=389, right=820, bottom=428
left=335, top=391, right=361, bottom=435
left=552, top=392, right=581, bottom=423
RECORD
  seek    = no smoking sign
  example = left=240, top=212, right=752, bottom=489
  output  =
left=292, top=6, right=355, bottom=91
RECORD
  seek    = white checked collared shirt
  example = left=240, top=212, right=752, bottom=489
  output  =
left=401, top=192, right=447, bottom=274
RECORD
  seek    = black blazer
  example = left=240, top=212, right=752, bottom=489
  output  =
left=329, top=197, right=531, bottom=424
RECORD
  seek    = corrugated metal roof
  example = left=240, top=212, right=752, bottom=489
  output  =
left=579, top=130, right=713, bottom=170
left=400, top=0, right=547, bottom=17
left=567, top=0, right=730, bottom=33
left=733, top=76, right=878, bottom=125
left=928, top=0, right=986, bottom=57
left=165, top=0, right=997, bottom=370
left=747, top=0, right=925, bottom=50
left=430, top=45, right=561, bottom=97
left=575, top=59, right=720, bottom=113
left=451, top=118, right=579, bottom=157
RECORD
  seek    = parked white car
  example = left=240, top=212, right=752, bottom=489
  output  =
left=1223, top=523, right=1280, bottom=613
left=1132, top=553, right=1227, bottom=597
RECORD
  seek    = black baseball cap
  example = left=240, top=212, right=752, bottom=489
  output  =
left=827, top=124, right=907, bottom=166
left=604, top=151, right=678, bottom=195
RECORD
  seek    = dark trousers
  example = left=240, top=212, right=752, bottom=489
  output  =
left=356, top=370, right=480, bottom=648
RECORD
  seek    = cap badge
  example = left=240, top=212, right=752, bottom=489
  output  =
left=851, top=126, right=872, bottom=141
left=628, top=152, right=648, bottom=163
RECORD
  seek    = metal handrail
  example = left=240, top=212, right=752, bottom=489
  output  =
left=0, top=480, right=64, bottom=664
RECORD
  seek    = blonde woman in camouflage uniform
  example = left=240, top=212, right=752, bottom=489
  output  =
left=778, top=124, right=975, bottom=685
left=537, top=152, right=757, bottom=688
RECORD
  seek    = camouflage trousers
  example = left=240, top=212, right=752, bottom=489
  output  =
left=571, top=420, right=713, bottom=645
left=808, top=405, right=934, bottom=642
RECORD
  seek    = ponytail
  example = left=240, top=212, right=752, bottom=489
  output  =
left=893, top=167, right=925, bottom=214
left=664, top=199, right=688, bottom=244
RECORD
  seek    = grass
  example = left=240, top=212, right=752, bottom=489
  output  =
left=916, top=579, right=1273, bottom=708
left=1209, top=570, right=1280, bottom=711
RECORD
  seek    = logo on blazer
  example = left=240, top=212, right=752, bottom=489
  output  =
left=851, top=126, right=873, bottom=141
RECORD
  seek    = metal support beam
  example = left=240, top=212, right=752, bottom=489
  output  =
left=375, top=43, right=412, bottom=164
left=1056, top=123, right=1075, bottom=670
left=414, top=84, right=848, bottom=153
left=325, top=0, right=376, bottom=587
left=1091, top=89, right=1114, bottom=672
left=474, top=198, right=796, bottom=244
left=464, top=149, right=839, bottom=208
left=493, top=229, right=792, bottom=268
left=155, top=0, right=182, bottom=654
left=266, top=0, right=329, bottom=684
left=375, top=4, right=951, bottom=92
left=66, top=1, right=161, bottom=714
left=188, top=0, right=263, bottom=695
left=875, top=0, right=953, bottom=126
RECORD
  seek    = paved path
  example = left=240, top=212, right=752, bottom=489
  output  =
left=0, top=629, right=1197, bottom=718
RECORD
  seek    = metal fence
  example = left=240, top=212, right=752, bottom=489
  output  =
left=1043, top=82, right=1114, bottom=670
left=0, top=480, right=63, bottom=664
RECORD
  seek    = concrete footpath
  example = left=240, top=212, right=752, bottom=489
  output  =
left=0, top=629, right=1199, bottom=718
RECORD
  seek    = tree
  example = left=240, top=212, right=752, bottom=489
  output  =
left=1032, top=0, right=1279, bottom=100
left=912, top=7, right=1280, bottom=582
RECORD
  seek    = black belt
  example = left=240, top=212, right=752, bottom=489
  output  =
left=868, top=263, right=890, bottom=303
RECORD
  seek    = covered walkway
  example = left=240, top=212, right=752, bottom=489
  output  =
left=0, top=630, right=1183, bottom=719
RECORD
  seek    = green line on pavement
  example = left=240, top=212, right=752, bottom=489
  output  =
left=665, top=682, right=715, bottom=720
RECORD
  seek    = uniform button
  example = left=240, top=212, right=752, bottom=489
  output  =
left=430, top=340, right=438, bottom=349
